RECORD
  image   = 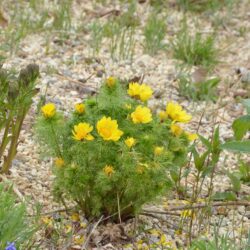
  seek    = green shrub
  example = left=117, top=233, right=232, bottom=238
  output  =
left=0, top=182, right=37, bottom=249
left=172, top=22, right=218, bottom=69
left=36, top=78, right=195, bottom=220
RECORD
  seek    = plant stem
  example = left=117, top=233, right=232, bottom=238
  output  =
left=0, top=112, right=12, bottom=160
left=50, top=123, right=62, bottom=157
left=1, top=109, right=25, bottom=174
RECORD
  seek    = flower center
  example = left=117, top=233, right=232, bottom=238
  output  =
left=101, top=128, right=112, bottom=138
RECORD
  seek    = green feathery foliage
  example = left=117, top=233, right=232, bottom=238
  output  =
left=36, top=78, right=193, bottom=221
left=0, top=183, right=38, bottom=249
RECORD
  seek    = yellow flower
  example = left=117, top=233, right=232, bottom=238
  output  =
left=125, top=137, right=136, bottom=148
left=136, top=165, right=145, bottom=174
left=124, top=103, right=132, bottom=110
left=75, top=103, right=85, bottom=114
left=175, top=229, right=182, bottom=235
left=136, top=163, right=149, bottom=174
left=139, top=83, right=153, bottom=102
left=96, top=116, right=123, bottom=141
left=181, top=209, right=195, bottom=219
left=127, top=82, right=141, bottom=99
left=80, top=222, right=87, bottom=229
left=131, top=105, right=152, bottom=124
left=71, top=213, right=80, bottom=222
left=65, top=224, right=72, bottom=234
left=74, top=235, right=84, bottom=245
left=127, top=82, right=153, bottom=102
left=159, top=110, right=168, bottom=121
left=149, top=229, right=161, bottom=236
left=166, top=102, right=192, bottom=123
left=106, top=76, right=117, bottom=87
left=54, top=157, right=64, bottom=168
left=41, top=216, right=53, bottom=227
left=170, top=123, right=183, bottom=136
left=186, top=132, right=198, bottom=141
left=154, top=146, right=164, bottom=156
left=103, top=165, right=115, bottom=177
left=158, top=234, right=172, bottom=247
left=72, top=122, right=94, bottom=141
left=41, top=103, right=56, bottom=118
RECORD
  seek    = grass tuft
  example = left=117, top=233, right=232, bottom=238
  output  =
left=172, top=22, right=218, bottom=69
left=143, top=14, right=167, bottom=56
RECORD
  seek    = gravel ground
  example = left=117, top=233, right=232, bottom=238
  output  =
left=1, top=0, right=250, bottom=249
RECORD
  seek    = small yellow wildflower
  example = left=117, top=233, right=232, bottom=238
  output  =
left=175, top=229, right=182, bottom=235
left=54, top=157, right=64, bottom=168
left=170, top=123, right=183, bottom=136
left=127, top=82, right=153, bottom=102
left=154, top=146, right=164, bottom=156
left=159, top=110, right=168, bottom=121
left=149, top=229, right=161, bottom=236
left=186, top=132, right=198, bottom=141
left=127, top=82, right=141, bottom=99
left=136, top=165, right=145, bottom=174
left=72, top=122, right=94, bottom=141
left=41, top=216, right=53, bottom=227
left=65, top=224, right=72, bottom=234
left=124, top=103, right=132, bottom=110
left=74, top=235, right=84, bottom=245
left=71, top=213, right=80, bottom=222
left=136, top=240, right=149, bottom=250
left=106, top=76, right=116, bottom=87
left=80, top=222, right=87, bottom=229
left=125, top=137, right=136, bottom=148
left=140, top=83, right=153, bottom=102
left=131, top=105, right=152, bottom=124
left=158, top=234, right=172, bottom=247
left=97, top=116, right=123, bottom=141
left=41, top=103, right=56, bottom=118
left=166, top=102, right=192, bottom=123
left=103, top=165, right=115, bottom=177
left=136, top=163, right=149, bottom=174
left=71, top=163, right=78, bottom=169
left=75, top=103, right=85, bottom=114
left=181, top=209, right=195, bottom=219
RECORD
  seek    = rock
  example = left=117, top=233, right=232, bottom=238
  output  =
left=96, top=70, right=104, bottom=78
left=241, top=72, right=250, bottom=84
left=235, top=67, right=250, bottom=84
left=154, top=89, right=164, bottom=99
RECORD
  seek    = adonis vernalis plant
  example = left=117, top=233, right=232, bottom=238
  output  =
left=36, top=78, right=196, bottom=221
left=0, top=64, right=39, bottom=174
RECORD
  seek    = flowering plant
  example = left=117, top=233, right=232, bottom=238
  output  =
left=36, top=78, right=195, bottom=220
left=0, top=64, right=39, bottom=174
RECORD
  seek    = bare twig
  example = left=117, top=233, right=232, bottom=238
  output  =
left=143, top=201, right=250, bottom=214
left=140, top=212, right=191, bottom=234
left=0, top=174, right=25, bottom=202
left=40, top=206, right=76, bottom=216
left=117, top=192, right=122, bottom=224
left=56, top=73, right=97, bottom=90
left=82, top=215, right=104, bottom=250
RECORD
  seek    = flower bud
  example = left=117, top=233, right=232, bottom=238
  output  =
left=8, top=81, right=19, bottom=100
left=18, top=64, right=39, bottom=88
